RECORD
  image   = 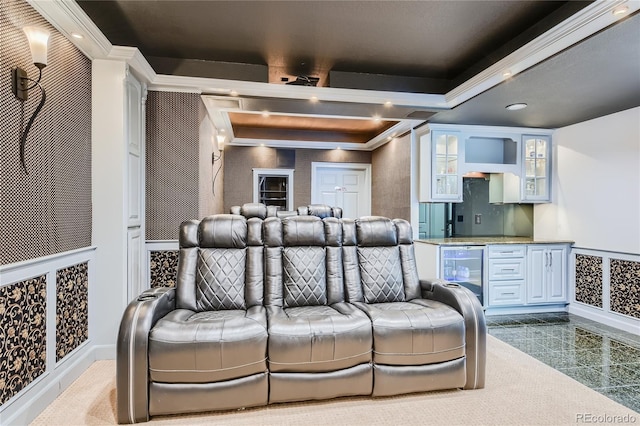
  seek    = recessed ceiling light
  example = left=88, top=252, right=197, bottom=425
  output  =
left=505, top=103, right=528, bottom=111
left=502, top=71, right=512, bottom=78
left=384, top=101, right=393, bottom=107
left=230, top=90, right=238, bottom=97
left=310, top=96, right=318, bottom=103
left=260, top=143, right=265, bottom=147
left=71, top=33, right=84, bottom=39
left=261, top=111, right=270, bottom=117
left=336, top=146, right=342, bottom=150
left=612, top=5, right=629, bottom=16
left=372, top=115, right=381, bottom=122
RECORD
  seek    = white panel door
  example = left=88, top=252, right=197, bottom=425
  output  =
left=313, top=166, right=370, bottom=218
left=527, top=246, right=546, bottom=303
left=547, top=246, right=567, bottom=302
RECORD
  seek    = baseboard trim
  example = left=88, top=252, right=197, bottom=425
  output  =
left=0, top=343, right=116, bottom=425
left=569, top=303, right=640, bottom=336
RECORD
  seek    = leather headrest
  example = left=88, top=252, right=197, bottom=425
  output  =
left=356, top=216, right=397, bottom=247
left=240, top=203, right=267, bottom=219
left=283, top=216, right=326, bottom=246
left=199, top=214, right=247, bottom=248
left=307, top=204, right=333, bottom=218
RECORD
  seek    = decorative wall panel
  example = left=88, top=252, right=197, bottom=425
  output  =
left=610, top=259, right=640, bottom=319
left=0, top=275, right=47, bottom=405
left=575, top=254, right=603, bottom=308
left=146, top=91, right=201, bottom=240
left=150, top=250, right=179, bottom=288
left=0, top=0, right=92, bottom=265
left=55, top=262, right=89, bottom=361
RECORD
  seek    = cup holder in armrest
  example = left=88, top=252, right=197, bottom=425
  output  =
left=444, top=283, right=460, bottom=288
left=137, top=294, right=159, bottom=302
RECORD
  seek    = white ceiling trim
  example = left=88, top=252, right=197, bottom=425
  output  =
left=445, top=0, right=640, bottom=105
left=201, top=95, right=423, bottom=151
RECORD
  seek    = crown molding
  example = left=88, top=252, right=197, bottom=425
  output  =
left=444, top=0, right=640, bottom=106
left=151, top=74, right=448, bottom=109
left=108, top=46, right=157, bottom=84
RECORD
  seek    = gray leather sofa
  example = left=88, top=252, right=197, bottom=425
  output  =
left=116, top=214, right=485, bottom=423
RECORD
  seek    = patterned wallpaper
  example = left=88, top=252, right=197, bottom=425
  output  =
left=575, top=254, right=603, bottom=308
left=371, top=134, right=411, bottom=221
left=0, top=275, right=47, bottom=405
left=223, top=145, right=372, bottom=213
left=56, top=262, right=89, bottom=361
left=610, top=259, right=640, bottom=319
left=0, top=0, right=92, bottom=265
left=150, top=251, right=179, bottom=288
left=145, top=91, right=201, bottom=240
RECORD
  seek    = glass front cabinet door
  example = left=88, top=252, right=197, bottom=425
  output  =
left=432, top=131, right=463, bottom=202
left=522, top=135, right=550, bottom=202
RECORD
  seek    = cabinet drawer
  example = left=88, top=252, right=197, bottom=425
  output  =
left=487, top=245, right=526, bottom=258
left=488, top=258, right=525, bottom=280
left=488, top=281, right=525, bottom=306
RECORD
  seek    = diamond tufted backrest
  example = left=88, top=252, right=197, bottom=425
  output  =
left=342, top=216, right=421, bottom=304
left=176, top=214, right=264, bottom=312
left=264, top=215, right=344, bottom=308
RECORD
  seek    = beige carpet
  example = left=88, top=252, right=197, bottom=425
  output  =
left=31, top=335, right=637, bottom=425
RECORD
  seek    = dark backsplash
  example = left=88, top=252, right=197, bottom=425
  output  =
left=419, top=178, right=533, bottom=239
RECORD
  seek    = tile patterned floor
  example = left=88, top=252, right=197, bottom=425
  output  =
left=487, top=313, right=640, bottom=413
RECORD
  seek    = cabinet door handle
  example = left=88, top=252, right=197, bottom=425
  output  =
left=549, top=253, right=553, bottom=269
left=503, top=292, right=516, bottom=296
left=545, top=253, right=549, bottom=268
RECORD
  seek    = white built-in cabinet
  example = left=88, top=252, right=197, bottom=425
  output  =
left=485, top=243, right=569, bottom=310
left=487, top=245, right=526, bottom=306
left=526, top=244, right=568, bottom=304
left=521, top=135, right=551, bottom=202
left=418, top=124, right=553, bottom=203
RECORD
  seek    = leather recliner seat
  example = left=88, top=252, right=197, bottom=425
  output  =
left=343, top=217, right=470, bottom=396
left=263, top=215, right=373, bottom=402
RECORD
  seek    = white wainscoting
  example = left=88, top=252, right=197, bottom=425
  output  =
left=569, top=248, right=640, bottom=336
left=0, top=246, right=107, bottom=425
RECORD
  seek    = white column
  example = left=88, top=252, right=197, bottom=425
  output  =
left=91, top=59, right=129, bottom=351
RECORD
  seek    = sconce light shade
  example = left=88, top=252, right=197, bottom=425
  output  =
left=23, top=26, right=50, bottom=69
left=216, top=134, right=226, bottom=150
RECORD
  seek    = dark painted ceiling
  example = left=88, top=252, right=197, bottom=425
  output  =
left=77, top=0, right=640, bottom=131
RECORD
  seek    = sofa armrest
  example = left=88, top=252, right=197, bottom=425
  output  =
left=420, top=279, right=486, bottom=389
left=116, top=287, right=176, bottom=424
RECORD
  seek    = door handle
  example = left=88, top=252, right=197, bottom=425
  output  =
left=549, top=252, right=553, bottom=269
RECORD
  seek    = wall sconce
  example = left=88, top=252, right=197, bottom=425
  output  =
left=216, top=134, right=226, bottom=151
left=11, top=26, right=50, bottom=174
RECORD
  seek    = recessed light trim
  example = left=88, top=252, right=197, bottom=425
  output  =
left=505, top=103, right=528, bottom=111
left=612, top=5, right=629, bottom=16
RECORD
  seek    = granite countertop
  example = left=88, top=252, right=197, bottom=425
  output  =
left=415, top=237, right=574, bottom=246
